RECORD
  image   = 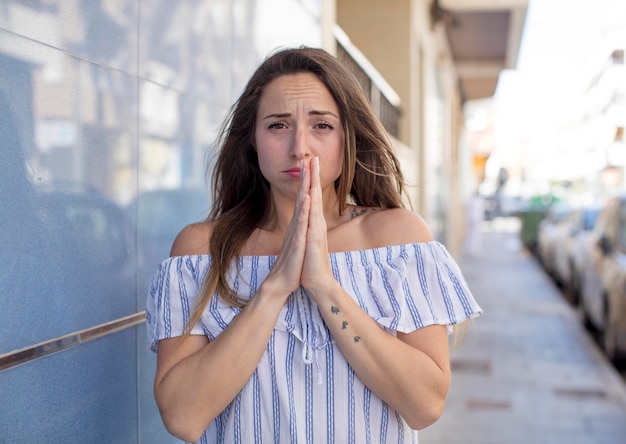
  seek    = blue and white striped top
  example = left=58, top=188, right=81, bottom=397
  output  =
left=147, top=241, right=481, bottom=444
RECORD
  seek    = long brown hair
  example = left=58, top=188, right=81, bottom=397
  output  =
left=185, top=46, right=407, bottom=333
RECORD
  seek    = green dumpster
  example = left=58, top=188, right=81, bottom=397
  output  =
left=516, top=194, right=560, bottom=253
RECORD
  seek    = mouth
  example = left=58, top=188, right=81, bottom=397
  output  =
left=284, top=167, right=301, bottom=178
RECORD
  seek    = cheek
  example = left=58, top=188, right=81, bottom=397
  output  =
left=324, top=143, right=344, bottom=180
left=255, top=144, right=282, bottom=183
left=256, top=151, right=271, bottom=179
left=254, top=132, right=271, bottom=172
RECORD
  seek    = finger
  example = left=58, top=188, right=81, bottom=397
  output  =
left=286, top=160, right=310, bottom=243
left=312, top=156, right=321, bottom=190
left=309, top=157, right=323, bottom=221
left=271, top=167, right=310, bottom=293
left=300, top=157, right=312, bottom=198
left=301, top=157, right=332, bottom=291
left=285, top=159, right=309, bottom=236
left=295, top=159, right=306, bottom=209
left=306, top=157, right=328, bottom=249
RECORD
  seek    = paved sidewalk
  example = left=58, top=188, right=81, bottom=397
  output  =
left=420, top=218, right=626, bottom=444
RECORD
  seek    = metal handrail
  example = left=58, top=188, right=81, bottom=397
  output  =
left=334, top=26, right=402, bottom=138
left=0, top=312, right=146, bottom=372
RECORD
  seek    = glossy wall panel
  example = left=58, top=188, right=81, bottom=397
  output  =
left=138, top=0, right=234, bottom=106
left=0, top=1, right=139, bottom=75
left=0, top=29, right=139, bottom=353
left=0, top=0, right=322, bottom=442
left=134, top=84, right=220, bottom=303
left=0, top=329, right=138, bottom=443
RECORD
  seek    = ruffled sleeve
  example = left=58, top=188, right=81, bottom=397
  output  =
left=331, top=242, right=481, bottom=334
left=145, top=255, right=210, bottom=352
left=146, top=243, right=480, bottom=355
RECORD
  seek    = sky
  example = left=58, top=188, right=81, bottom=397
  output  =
left=495, top=0, right=626, bottom=140
left=480, top=0, right=626, bottom=196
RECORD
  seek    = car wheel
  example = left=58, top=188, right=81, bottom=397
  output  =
left=601, top=297, right=626, bottom=364
left=603, top=321, right=617, bottom=363
left=568, top=262, right=580, bottom=306
left=575, top=276, right=592, bottom=329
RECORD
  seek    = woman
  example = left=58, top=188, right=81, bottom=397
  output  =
left=147, top=47, right=481, bottom=443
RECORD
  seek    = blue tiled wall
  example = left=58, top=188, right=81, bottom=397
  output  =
left=0, top=1, right=322, bottom=442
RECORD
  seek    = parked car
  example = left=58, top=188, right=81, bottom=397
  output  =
left=580, top=194, right=626, bottom=362
left=551, top=205, right=602, bottom=303
left=536, top=203, right=572, bottom=277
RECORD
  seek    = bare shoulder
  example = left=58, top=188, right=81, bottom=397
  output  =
left=360, top=207, right=433, bottom=246
left=169, top=221, right=214, bottom=256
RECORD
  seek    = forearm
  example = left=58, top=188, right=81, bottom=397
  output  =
left=155, top=284, right=288, bottom=441
left=309, top=280, right=451, bottom=429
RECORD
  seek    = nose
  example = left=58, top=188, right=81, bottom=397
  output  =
left=289, top=127, right=312, bottom=159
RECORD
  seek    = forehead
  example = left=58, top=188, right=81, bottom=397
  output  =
left=259, top=73, right=339, bottom=111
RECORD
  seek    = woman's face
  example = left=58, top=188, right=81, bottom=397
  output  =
left=254, top=72, right=345, bottom=200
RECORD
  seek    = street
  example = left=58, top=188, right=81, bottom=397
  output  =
left=420, top=218, right=626, bottom=444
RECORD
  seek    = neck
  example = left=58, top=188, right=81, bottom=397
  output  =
left=263, top=188, right=343, bottom=234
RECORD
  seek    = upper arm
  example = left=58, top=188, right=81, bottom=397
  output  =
left=155, top=221, right=213, bottom=385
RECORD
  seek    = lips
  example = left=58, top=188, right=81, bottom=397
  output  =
left=284, top=167, right=301, bottom=178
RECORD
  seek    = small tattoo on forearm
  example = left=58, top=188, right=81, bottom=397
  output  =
left=354, top=336, right=361, bottom=343
left=331, top=306, right=340, bottom=315
left=342, top=321, right=348, bottom=329
left=350, top=208, right=367, bottom=219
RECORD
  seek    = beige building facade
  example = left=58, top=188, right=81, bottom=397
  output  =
left=333, top=0, right=528, bottom=251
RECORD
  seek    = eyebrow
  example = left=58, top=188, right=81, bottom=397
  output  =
left=262, top=110, right=339, bottom=120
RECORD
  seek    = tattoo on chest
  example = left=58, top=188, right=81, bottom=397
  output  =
left=350, top=207, right=367, bottom=219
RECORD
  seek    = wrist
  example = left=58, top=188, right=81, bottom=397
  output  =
left=304, top=277, right=342, bottom=302
left=256, top=279, right=292, bottom=307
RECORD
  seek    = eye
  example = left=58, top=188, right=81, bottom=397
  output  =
left=268, top=122, right=287, bottom=130
left=315, top=121, right=334, bottom=130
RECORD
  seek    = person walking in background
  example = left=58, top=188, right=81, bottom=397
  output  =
left=463, top=190, right=485, bottom=256
left=146, top=47, right=482, bottom=443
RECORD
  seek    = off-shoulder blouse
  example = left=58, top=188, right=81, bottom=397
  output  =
left=147, top=241, right=482, bottom=444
